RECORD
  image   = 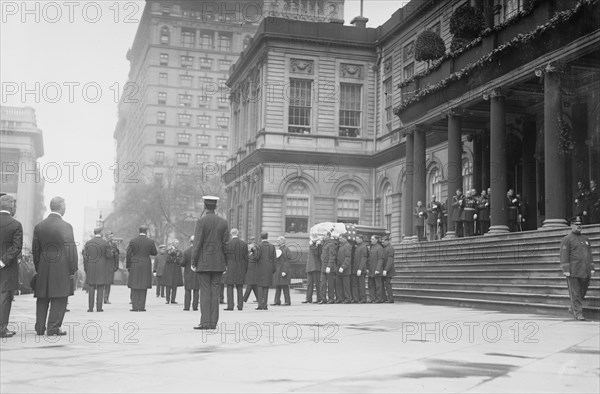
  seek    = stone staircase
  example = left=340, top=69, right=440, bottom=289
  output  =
left=393, top=225, right=600, bottom=319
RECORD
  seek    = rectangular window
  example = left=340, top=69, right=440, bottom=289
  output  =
left=180, top=75, right=193, bottom=87
left=403, top=63, right=414, bottom=80
left=158, top=92, right=167, bottom=105
left=217, top=116, right=229, bottom=128
left=197, top=115, right=210, bottom=128
left=403, top=41, right=415, bottom=62
left=246, top=200, right=253, bottom=240
left=180, top=55, right=193, bottom=68
left=159, top=72, right=168, bottom=85
left=288, top=79, right=312, bottom=134
left=199, top=58, right=213, bottom=70
left=196, top=154, right=209, bottom=165
left=178, top=94, right=192, bottom=107
left=285, top=196, right=309, bottom=233
left=337, top=198, right=360, bottom=221
left=384, top=78, right=393, bottom=133
left=216, top=155, right=228, bottom=162
left=217, top=96, right=229, bottom=106
left=197, top=95, right=210, bottom=108
left=176, top=153, right=189, bottom=166
left=156, top=131, right=165, bottom=144
left=197, top=135, right=210, bottom=147
left=217, top=33, right=232, bottom=51
left=155, top=151, right=165, bottom=164
left=198, top=76, right=213, bottom=89
left=216, top=136, right=228, bottom=149
left=200, top=31, right=213, bottom=49
left=503, top=0, right=523, bottom=21
left=177, top=133, right=190, bottom=145
left=157, top=112, right=166, bottom=125
left=219, top=59, right=232, bottom=70
left=178, top=113, right=191, bottom=126
left=339, top=83, right=361, bottom=137
left=159, top=53, right=169, bottom=66
left=181, top=28, right=196, bottom=48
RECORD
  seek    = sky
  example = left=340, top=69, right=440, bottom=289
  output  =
left=1, top=0, right=406, bottom=247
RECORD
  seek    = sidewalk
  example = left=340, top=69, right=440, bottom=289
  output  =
left=1, top=286, right=598, bottom=393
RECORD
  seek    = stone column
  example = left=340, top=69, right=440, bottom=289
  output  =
left=472, top=134, right=483, bottom=194
left=522, top=117, right=537, bottom=230
left=542, top=67, right=567, bottom=228
left=487, top=90, right=509, bottom=234
left=481, top=129, right=490, bottom=191
left=402, top=130, right=414, bottom=241
left=413, top=125, right=427, bottom=218
left=444, top=111, right=463, bottom=239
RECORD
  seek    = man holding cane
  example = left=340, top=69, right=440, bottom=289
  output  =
left=560, top=216, right=595, bottom=321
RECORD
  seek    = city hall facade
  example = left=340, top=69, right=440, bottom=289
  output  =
left=223, top=0, right=600, bottom=246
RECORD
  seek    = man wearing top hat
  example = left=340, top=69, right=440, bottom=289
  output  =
left=560, top=216, right=596, bottom=320
left=191, top=196, right=229, bottom=330
left=83, top=227, right=111, bottom=312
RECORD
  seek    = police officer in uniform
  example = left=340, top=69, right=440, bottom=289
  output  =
left=462, top=190, right=478, bottom=237
left=452, top=189, right=464, bottom=237
left=426, top=195, right=442, bottom=241
left=477, top=189, right=490, bottom=234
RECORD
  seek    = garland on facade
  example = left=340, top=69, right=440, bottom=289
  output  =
left=397, top=0, right=548, bottom=89
left=394, top=0, right=597, bottom=114
left=557, top=115, right=575, bottom=156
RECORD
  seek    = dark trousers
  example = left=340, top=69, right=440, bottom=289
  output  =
left=165, top=286, right=178, bottom=303
left=243, top=284, right=258, bottom=302
left=184, top=289, right=199, bottom=310
left=368, top=276, right=384, bottom=302
left=383, top=276, right=394, bottom=302
left=319, top=272, right=335, bottom=302
left=463, top=220, right=474, bottom=237
left=0, top=290, right=13, bottom=333
left=335, top=275, right=351, bottom=302
left=416, top=226, right=425, bottom=241
left=227, top=284, right=244, bottom=310
left=351, top=274, right=366, bottom=302
left=567, top=276, right=591, bottom=317
left=257, top=286, right=269, bottom=309
left=131, top=289, right=148, bottom=311
left=480, top=220, right=490, bottom=234
left=453, top=221, right=463, bottom=237
left=88, top=285, right=105, bottom=311
left=274, top=285, right=290, bottom=305
left=428, top=224, right=438, bottom=240
left=220, top=283, right=225, bottom=303
left=198, top=272, right=223, bottom=328
left=306, top=271, right=321, bottom=302
left=104, top=284, right=111, bottom=302
left=155, top=278, right=164, bottom=297
left=35, top=296, right=68, bottom=334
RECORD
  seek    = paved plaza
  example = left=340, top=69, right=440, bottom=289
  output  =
left=1, top=286, right=598, bottom=393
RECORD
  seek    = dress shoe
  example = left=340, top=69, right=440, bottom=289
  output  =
left=270, top=303, right=281, bottom=306
left=165, top=301, right=170, bottom=304
left=65, top=309, right=70, bottom=312
left=47, top=330, right=67, bottom=336
left=104, top=301, right=111, bottom=304
left=343, top=301, right=351, bottom=304
left=301, top=300, right=311, bottom=304
left=87, top=309, right=93, bottom=312
left=130, top=309, right=138, bottom=312
left=0, top=331, right=15, bottom=338
left=183, top=308, right=190, bottom=311
left=171, top=301, right=178, bottom=304
left=255, top=307, right=263, bottom=310
left=327, top=300, right=335, bottom=304
left=97, top=309, right=104, bottom=312
left=193, top=325, right=214, bottom=330
left=576, top=315, right=586, bottom=321
left=317, top=300, right=326, bottom=304
left=139, top=309, right=147, bottom=312
left=237, top=308, right=243, bottom=311
left=223, top=308, right=234, bottom=311
left=283, top=303, right=291, bottom=306
left=386, top=300, right=394, bottom=304
left=193, top=308, right=198, bottom=311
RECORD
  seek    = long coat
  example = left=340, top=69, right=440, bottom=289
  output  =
left=83, top=236, right=111, bottom=286
left=105, top=241, right=119, bottom=284
left=306, top=243, right=322, bottom=273
left=32, top=213, right=78, bottom=298
left=153, top=253, right=167, bottom=276
left=224, top=237, right=248, bottom=285
left=255, top=240, right=276, bottom=287
left=352, top=243, right=368, bottom=274
left=162, top=248, right=183, bottom=287
left=126, top=234, right=158, bottom=290
left=320, top=239, right=338, bottom=273
left=245, top=244, right=258, bottom=285
left=0, top=212, right=23, bottom=293
left=273, top=244, right=291, bottom=286
left=336, top=242, right=352, bottom=276
left=427, top=201, right=442, bottom=226
left=192, top=212, right=228, bottom=272
left=367, top=243, right=384, bottom=277
left=382, top=244, right=396, bottom=277
left=181, top=246, right=200, bottom=290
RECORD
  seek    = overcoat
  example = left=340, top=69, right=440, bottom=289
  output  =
left=126, top=234, right=158, bottom=289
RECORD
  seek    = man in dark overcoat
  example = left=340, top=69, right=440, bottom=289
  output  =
left=33, top=197, right=78, bottom=336
left=381, top=234, right=396, bottom=303
left=224, top=228, right=248, bottom=311
left=0, top=195, right=22, bottom=338
left=426, top=195, right=442, bottom=241
left=126, top=225, right=158, bottom=312
left=335, top=234, right=352, bottom=303
left=191, top=196, right=229, bottom=330
left=351, top=234, right=368, bottom=303
left=243, top=238, right=259, bottom=303
left=181, top=236, right=200, bottom=311
left=303, top=239, right=322, bottom=303
left=367, top=235, right=384, bottom=303
left=153, top=245, right=167, bottom=298
left=272, top=236, right=291, bottom=306
left=163, top=239, right=183, bottom=304
left=83, top=227, right=111, bottom=312
left=318, top=233, right=338, bottom=304
left=254, top=231, right=276, bottom=310
left=103, top=230, right=120, bottom=304
left=452, top=189, right=464, bottom=237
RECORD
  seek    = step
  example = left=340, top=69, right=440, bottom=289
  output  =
left=393, top=275, right=600, bottom=286
left=393, top=281, right=600, bottom=296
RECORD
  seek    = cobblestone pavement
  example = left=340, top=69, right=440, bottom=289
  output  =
left=1, top=286, right=598, bottom=393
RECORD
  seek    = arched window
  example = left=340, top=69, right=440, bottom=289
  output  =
left=337, top=184, right=361, bottom=224
left=383, top=183, right=393, bottom=232
left=428, top=167, right=442, bottom=204
left=160, top=27, right=170, bottom=45
left=462, top=160, right=473, bottom=193
left=285, top=181, right=309, bottom=233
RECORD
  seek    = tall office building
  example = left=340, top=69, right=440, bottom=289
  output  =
left=0, top=106, right=45, bottom=247
left=113, top=0, right=345, bottom=204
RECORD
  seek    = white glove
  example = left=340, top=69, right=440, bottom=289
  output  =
left=374, top=271, right=380, bottom=275
left=564, top=272, right=570, bottom=277
left=357, top=270, right=362, bottom=277
left=437, top=218, right=441, bottom=224
left=338, top=267, right=343, bottom=273
left=383, top=270, right=387, bottom=277
left=153, top=272, right=156, bottom=277
left=473, top=214, right=478, bottom=220
left=281, top=272, right=286, bottom=277
left=325, top=267, right=331, bottom=274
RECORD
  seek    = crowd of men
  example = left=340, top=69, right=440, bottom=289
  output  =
left=573, top=180, right=600, bottom=225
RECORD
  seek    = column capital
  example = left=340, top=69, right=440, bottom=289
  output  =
left=442, top=108, right=466, bottom=118
left=482, top=88, right=505, bottom=101
left=535, top=61, right=567, bottom=77
left=401, top=124, right=430, bottom=137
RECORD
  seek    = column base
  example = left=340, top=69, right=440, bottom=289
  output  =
left=402, top=236, right=418, bottom=243
left=443, top=231, right=456, bottom=239
left=542, top=219, right=568, bottom=229
left=486, top=225, right=509, bottom=235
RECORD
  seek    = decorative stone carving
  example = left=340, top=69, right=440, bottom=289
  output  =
left=340, top=63, right=363, bottom=79
left=383, top=58, right=392, bottom=74
left=290, top=59, right=314, bottom=74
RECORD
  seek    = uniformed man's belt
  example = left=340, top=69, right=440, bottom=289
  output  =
left=464, top=207, right=476, bottom=210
